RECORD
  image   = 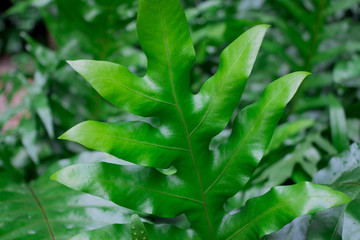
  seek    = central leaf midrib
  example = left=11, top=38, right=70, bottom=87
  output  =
left=27, top=185, right=55, bottom=240
left=73, top=132, right=190, bottom=152
left=96, top=73, right=176, bottom=106
left=205, top=78, right=297, bottom=195
left=99, top=177, right=203, bottom=204
left=157, top=0, right=214, bottom=238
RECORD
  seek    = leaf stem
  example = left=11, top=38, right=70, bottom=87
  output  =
left=157, top=0, right=214, bottom=237
left=27, top=185, right=55, bottom=240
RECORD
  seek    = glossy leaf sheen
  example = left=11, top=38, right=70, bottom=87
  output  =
left=130, top=214, right=150, bottom=240
left=54, top=0, right=351, bottom=239
left=0, top=153, right=131, bottom=240
left=308, top=143, right=360, bottom=240
left=70, top=223, right=199, bottom=240
left=219, top=182, right=350, bottom=240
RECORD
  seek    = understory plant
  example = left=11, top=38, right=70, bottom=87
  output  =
left=52, top=0, right=351, bottom=239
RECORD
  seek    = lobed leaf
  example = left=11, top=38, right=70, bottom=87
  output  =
left=205, top=72, right=310, bottom=200
left=53, top=0, right=352, bottom=239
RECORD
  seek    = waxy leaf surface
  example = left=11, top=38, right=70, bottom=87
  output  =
left=53, top=0, right=351, bottom=238
left=0, top=152, right=131, bottom=240
left=265, top=143, right=360, bottom=239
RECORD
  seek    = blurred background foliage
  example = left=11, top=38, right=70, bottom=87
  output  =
left=0, top=0, right=359, bottom=239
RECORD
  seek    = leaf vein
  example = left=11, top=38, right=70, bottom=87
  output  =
left=189, top=36, right=254, bottom=137
left=74, top=133, right=190, bottom=152
left=27, top=185, right=55, bottom=240
left=104, top=77, right=176, bottom=106
left=101, top=177, right=203, bottom=204
left=226, top=195, right=343, bottom=239
left=205, top=79, right=295, bottom=194
left=157, top=0, right=214, bottom=238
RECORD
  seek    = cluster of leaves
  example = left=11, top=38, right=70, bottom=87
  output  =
left=52, top=0, right=354, bottom=238
left=0, top=0, right=360, bottom=239
left=0, top=0, right=145, bottom=181
left=197, top=0, right=360, bottom=198
left=1, top=1, right=144, bottom=238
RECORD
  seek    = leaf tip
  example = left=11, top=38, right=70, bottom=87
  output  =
left=249, top=24, right=271, bottom=35
left=66, top=60, right=76, bottom=65
left=337, top=190, right=353, bottom=203
left=49, top=172, right=58, bottom=181
left=66, top=60, right=88, bottom=73
left=66, top=60, right=79, bottom=69
left=58, top=121, right=89, bottom=141
left=131, top=214, right=141, bottom=222
left=58, top=132, right=68, bottom=140
left=294, top=71, right=311, bottom=77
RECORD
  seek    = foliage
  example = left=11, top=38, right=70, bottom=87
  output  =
left=265, top=143, right=360, bottom=239
left=0, top=0, right=145, bottom=182
left=0, top=152, right=132, bottom=240
left=50, top=0, right=351, bottom=239
left=1, top=0, right=360, bottom=239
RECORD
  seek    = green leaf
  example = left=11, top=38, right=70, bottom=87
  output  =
left=19, top=117, right=39, bottom=165
left=277, top=0, right=315, bottom=31
left=343, top=200, right=360, bottom=240
left=53, top=0, right=350, bottom=239
left=266, top=119, right=314, bottom=153
left=329, top=95, right=349, bottom=153
left=70, top=223, right=199, bottom=240
left=66, top=60, right=170, bottom=117
left=0, top=152, right=132, bottom=240
left=333, top=55, right=360, bottom=87
left=308, top=143, right=360, bottom=239
left=59, top=121, right=188, bottom=168
left=137, top=0, right=195, bottom=86
left=348, top=119, right=360, bottom=142
left=22, top=33, right=58, bottom=70
left=325, top=0, right=360, bottom=15
left=264, top=215, right=311, bottom=240
left=130, top=214, right=150, bottom=240
left=51, top=162, right=201, bottom=219
left=218, top=182, right=350, bottom=239
left=205, top=72, right=309, bottom=200
left=189, top=24, right=268, bottom=139
left=33, top=93, right=54, bottom=139
left=248, top=133, right=336, bottom=195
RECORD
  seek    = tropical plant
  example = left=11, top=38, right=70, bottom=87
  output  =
left=0, top=152, right=132, bottom=240
left=50, top=0, right=351, bottom=239
left=265, top=143, right=360, bottom=239
left=0, top=0, right=146, bottom=178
